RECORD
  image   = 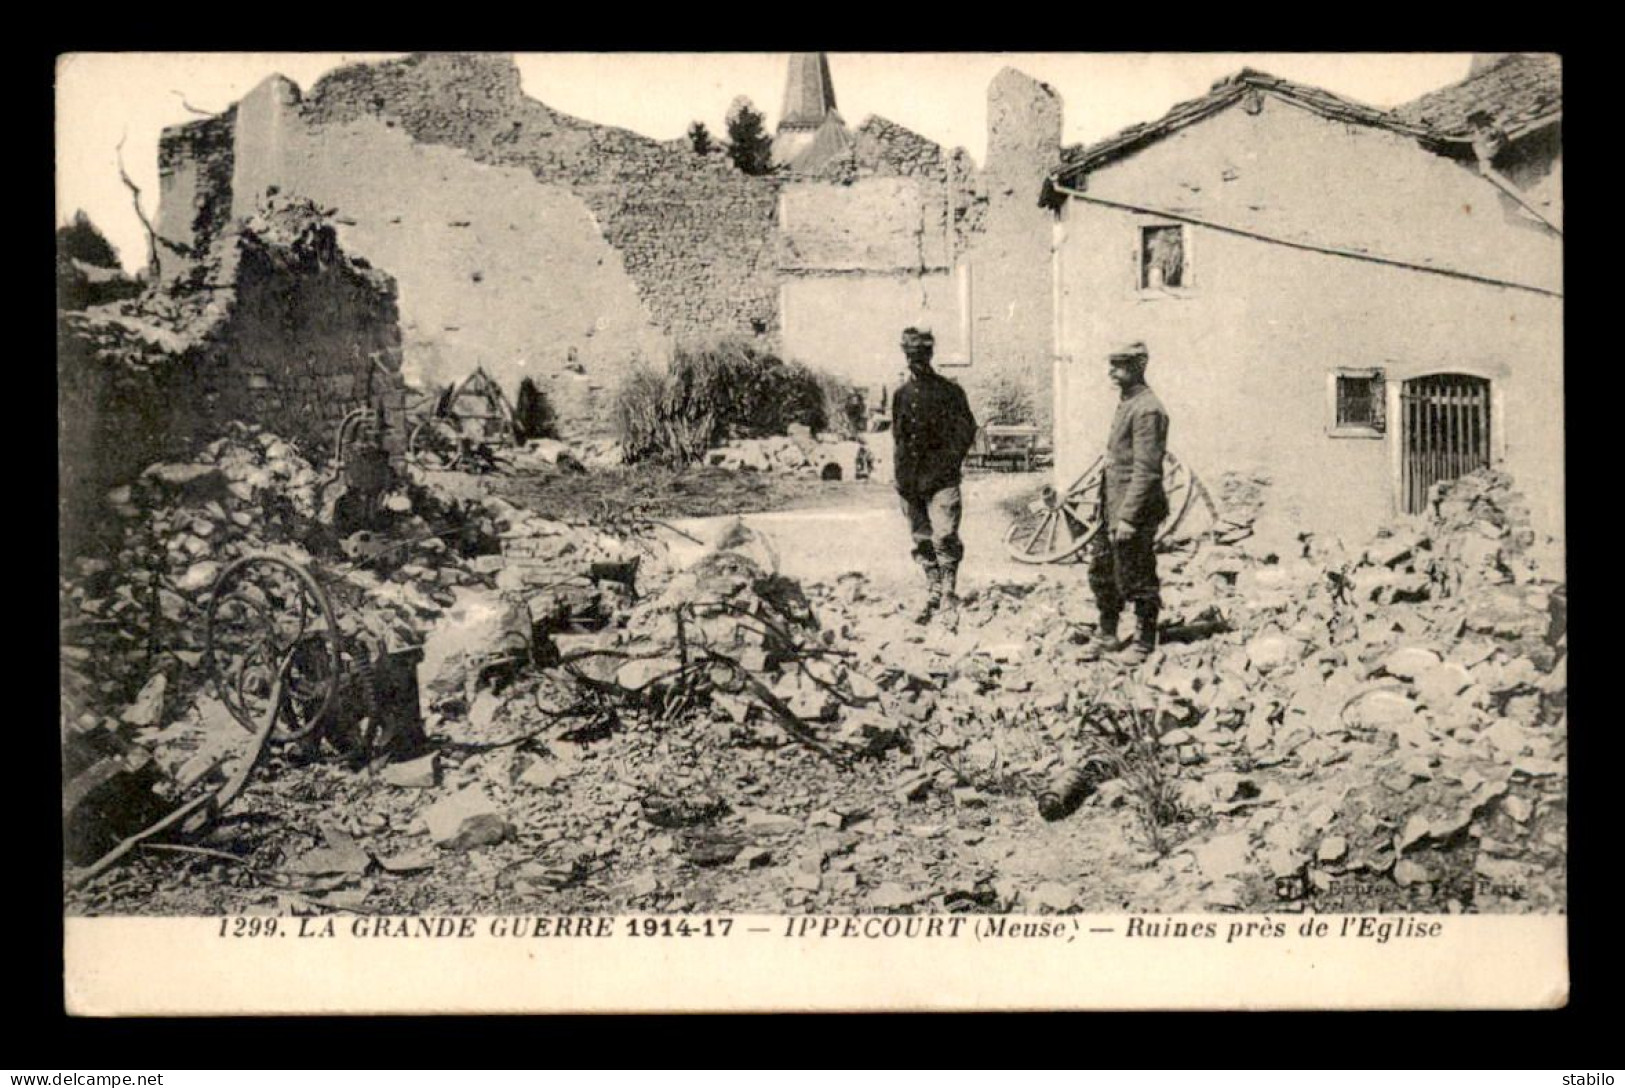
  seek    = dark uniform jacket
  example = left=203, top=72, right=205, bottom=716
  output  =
left=1102, top=383, right=1170, bottom=528
left=893, top=369, right=979, bottom=499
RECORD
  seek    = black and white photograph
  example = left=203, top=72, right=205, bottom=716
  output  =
left=56, top=51, right=1565, bottom=1011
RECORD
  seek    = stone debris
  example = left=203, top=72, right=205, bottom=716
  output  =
left=63, top=449, right=1564, bottom=917
left=424, top=789, right=513, bottom=851
left=706, top=434, right=875, bottom=481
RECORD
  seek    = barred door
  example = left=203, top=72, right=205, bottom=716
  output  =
left=1400, top=374, right=1492, bottom=513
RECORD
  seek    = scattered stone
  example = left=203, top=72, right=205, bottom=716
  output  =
left=1393, top=859, right=1432, bottom=887
left=377, top=847, right=437, bottom=873
left=1383, top=646, right=1441, bottom=681
left=120, top=674, right=168, bottom=727
left=1503, top=795, right=1534, bottom=824
left=1246, top=631, right=1305, bottom=673
left=1414, top=661, right=1472, bottom=706
left=381, top=754, right=439, bottom=789
left=1191, top=833, right=1253, bottom=882
left=518, top=761, right=562, bottom=790
left=424, top=788, right=513, bottom=851
left=1398, top=814, right=1432, bottom=853
left=1317, top=836, right=1348, bottom=864
left=1345, top=688, right=1417, bottom=730
left=869, top=883, right=918, bottom=911
left=1028, top=882, right=1076, bottom=913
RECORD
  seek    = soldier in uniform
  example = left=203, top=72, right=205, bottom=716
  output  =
left=1085, top=341, right=1169, bottom=666
left=891, top=327, right=979, bottom=624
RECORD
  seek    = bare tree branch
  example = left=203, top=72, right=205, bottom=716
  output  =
left=115, top=131, right=193, bottom=271
left=170, top=89, right=217, bottom=117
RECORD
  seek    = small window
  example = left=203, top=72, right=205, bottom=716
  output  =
left=1330, top=368, right=1386, bottom=437
left=1139, top=224, right=1188, bottom=290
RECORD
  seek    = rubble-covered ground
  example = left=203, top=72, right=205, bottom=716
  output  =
left=62, top=429, right=1566, bottom=917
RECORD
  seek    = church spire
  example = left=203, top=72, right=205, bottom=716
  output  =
left=778, top=52, right=838, bottom=130
left=774, top=52, right=850, bottom=170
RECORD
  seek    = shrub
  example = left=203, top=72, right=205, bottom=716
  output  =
left=980, top=375, right=1037, bottom=426
left=816, top=371, right=868, bottom=439
left=614, top=341, right=864, bottom=464
left=514, top=377, right=559, bottom=441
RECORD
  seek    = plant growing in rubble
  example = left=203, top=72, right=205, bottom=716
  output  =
left=1079, top=677, right=1189, bottom=855
left=613, top=341, right=854, bottom=464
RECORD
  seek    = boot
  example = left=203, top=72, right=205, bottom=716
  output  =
left=1080, top=611, right=1124, bottom=661
left=1114, top=603, right=1160, bottom=667
left=936, top=563, right=960, bottom=625
left=913, top=565, right=943, bottom=625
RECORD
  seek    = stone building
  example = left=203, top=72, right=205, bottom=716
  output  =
left=1042, top=56, right=1563, bottom=541
left=153, top=52, right=1065, bottom=435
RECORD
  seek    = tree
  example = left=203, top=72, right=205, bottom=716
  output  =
left=724, top=97, right=774, bottom=176
left=687, top=121, right=715, bottom=156
left=56, top=210, right=121, bottom=269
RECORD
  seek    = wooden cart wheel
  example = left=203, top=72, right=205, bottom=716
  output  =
left=408, top=417, right=464, bottom=471
left=203, top=556, right=341, bottom=742
left=1003, top=451, right=1212, bottom=562
left=1002, top=458, right=1104, bottom=564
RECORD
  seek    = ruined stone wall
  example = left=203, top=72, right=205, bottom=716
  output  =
left=197, top=218, right=407, bottom=458
left=960, top=69, right=1064, bottom=428
left=59, top=207, right=407, bottom=557
left=222, top=76, right=665, bottom=437
left=155, top=108, right=236, bottom=278
left=156, top=54, right=784, bottom=436
left=154, top=54, right=1064, bottom=439
left=295, top=54, right=785, bottom=356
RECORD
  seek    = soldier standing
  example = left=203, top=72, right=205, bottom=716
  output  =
left=892, top=327, right=979, bottom=625
left=1085, top=342, right=1169, bottom=665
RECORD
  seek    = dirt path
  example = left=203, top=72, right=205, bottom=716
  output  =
left=665, top=472, right=1067, bottom=601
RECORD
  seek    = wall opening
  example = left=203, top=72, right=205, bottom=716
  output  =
left=1399, top=373, right=1493, bottom=513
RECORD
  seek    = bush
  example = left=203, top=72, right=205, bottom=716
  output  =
left=615, top=341, right=863, bottom=464
left=816, top=371, right=868, bottom=440
left=514, top=378, right=559, bottom=441
left=980, top=375, right=1036, bottom=426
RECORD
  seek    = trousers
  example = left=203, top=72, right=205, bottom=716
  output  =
left=900, top=485, right=963, bottom=570
left=1087, top=524, right=1160, bottom=617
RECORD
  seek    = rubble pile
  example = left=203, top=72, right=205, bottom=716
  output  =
left=64, top=458, right=1565, bottom=918
left=705, top=428, right=873, bottom=482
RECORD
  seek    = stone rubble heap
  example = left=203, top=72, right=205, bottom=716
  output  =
left=64, top=462, right=1565, bottom=918
left=705, top=428, right=874, bottom=481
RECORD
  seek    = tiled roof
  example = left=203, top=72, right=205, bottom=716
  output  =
left=1391, top=53, right=1561, bottom=137
left=780, top=114, right=857, bottom=173
left=1056, top=69, right=1459, bottom=185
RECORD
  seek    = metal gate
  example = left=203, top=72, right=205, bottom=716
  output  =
left=1400, top=374, right=1492, bottom=513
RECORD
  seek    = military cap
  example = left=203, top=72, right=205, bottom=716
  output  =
left=1108, top=341, right=1150, bottom=365
left=901, top=326, right=935, bottom=349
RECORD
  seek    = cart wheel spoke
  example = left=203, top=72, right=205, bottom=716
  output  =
left=204, top=557, right=340, bottom=742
